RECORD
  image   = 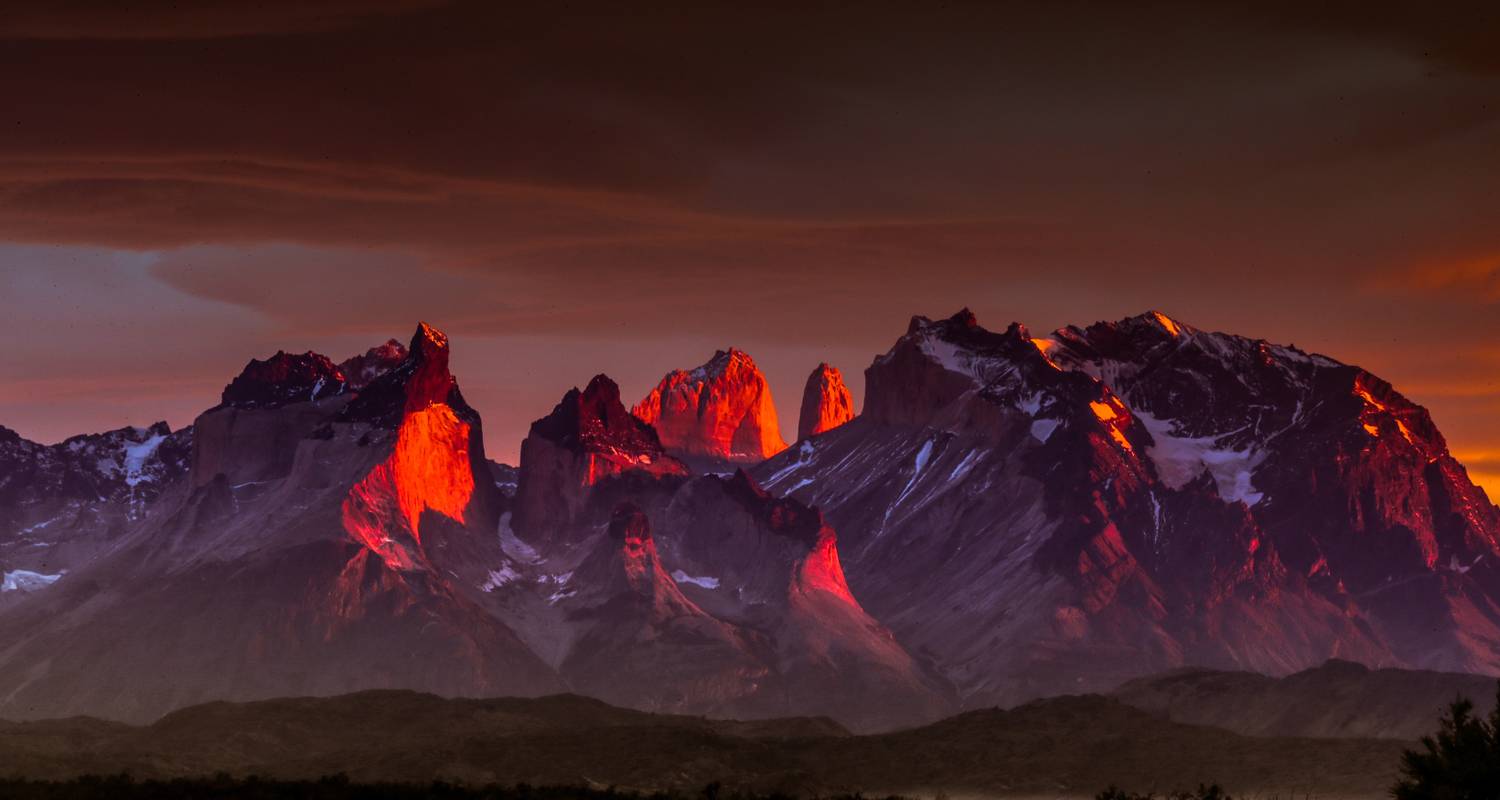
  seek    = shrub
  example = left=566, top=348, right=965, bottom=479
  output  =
left=1095, top=784, right=1231, bottom=800
left=1391, top=681, right=1500, bottom=800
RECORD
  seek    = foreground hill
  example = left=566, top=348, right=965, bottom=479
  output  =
left=0, top=690, right=1404, bottom=799
left=1114, top=658, right=1499, bottom=740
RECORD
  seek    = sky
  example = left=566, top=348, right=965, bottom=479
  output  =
left=0, top=1, right=1497, bottom=496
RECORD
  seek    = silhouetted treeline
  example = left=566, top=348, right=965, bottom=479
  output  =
left=1096, top=786, right=1232, bottom=800
left=0, top=775, right=907, bottom=800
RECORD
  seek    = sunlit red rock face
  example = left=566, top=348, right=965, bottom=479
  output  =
left=798, top=363, right=855, bottom=440
left=632, top=349, right=788, bottom=467
left=513, top=375, right=687, bottom=540
left=339, top=323, right=481, bottom=570
left=755, top=308, right=1500, bottom=706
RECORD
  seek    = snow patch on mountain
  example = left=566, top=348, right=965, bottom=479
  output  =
left=918, top=335, right=1021, bottom=389
left=763, top=439, right=816, bottom=489
left=671, top=570, right=720, bottom=589
left=481, top=565, right=520, bottom=592
left=895, top=439, right=936, bottom=507
left=1136, top=411, right=1267, bottom=506
left=19, top=517, right=59, bottom=536
left=121, top=432, right=168, bottom=488
left=1031, top=418, right=1061, bottom=443
left=498, top=514, right=543, bottom=565
left=2, top=570, right=63, bottom=593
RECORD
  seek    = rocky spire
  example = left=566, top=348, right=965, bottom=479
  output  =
left=339, top=322, right=479, bottom=570
left=632, top=348, right=787, bottom=465
left=340, top=321, right=476, bottom=428
left=797, top=363, right=855, bottom=440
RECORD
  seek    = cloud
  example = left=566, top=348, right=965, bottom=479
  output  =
left=1454, top=449, right=1500, bottom=502
left=2, top=1, right=1500, bottom=468
left=1381, top=255, right=1500, bottom=303
left=1, top=0, right=448, bottom=39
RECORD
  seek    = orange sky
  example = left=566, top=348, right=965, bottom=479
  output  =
left=0, top=1, right=1497, bottom=498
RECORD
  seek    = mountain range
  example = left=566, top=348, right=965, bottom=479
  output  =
left=1, top=309, right=1497, bottom=732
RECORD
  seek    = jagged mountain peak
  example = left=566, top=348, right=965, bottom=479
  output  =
left=408, top=321, right=447, bottom=361
left=341, top=322, right=473, bottom=427
left=528, top=373, right=681, bottom=468
left=513, top=375, right=687, bottom=540
left=909, top=307, right=979, bottom=335
left=1122, top=309, right=1194, bottom=339
left=1048, top=311, right=1340, bottom=377
left=220, top=332, right=417, bottom=414
left=221, top=349, right=346, bottom=410
left=338, top=338, right=407, bottom=390
left=700, top=347, right=754, bottom=375
left=901, top=309, right=1039, bottom=360
left=632, top=347, right=787, bottom=465
left=529, top=374, right=677, bottom=465
left=798, top=362, right=855, bottom=440
left=334, top=321, right=487, bottom=571
left=866, top=308, right=1117, bottom=442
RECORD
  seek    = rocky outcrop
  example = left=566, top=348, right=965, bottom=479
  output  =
left=337, top=339, right=406, bottom=389
left=556, top=502, right=774, bottom=715
left=221, top=351, right=346, bottom=409
left=513, top=375, right=688, bottom=540
left=797, top=363, right=855, bottom=440
left=632, top=349, right=787, bottom=467
left=659, top=471, right=953, bottom=730
left=192, top=337, right=410, bottom=489
left=190, top=400, right=336, bottom=489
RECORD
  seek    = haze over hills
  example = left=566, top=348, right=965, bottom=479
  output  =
left=0, top=689, right=1407, bottom=799
left=1113, top=658, right=1500, bottom=741
left=0, top=310, right=1497, bottom=735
